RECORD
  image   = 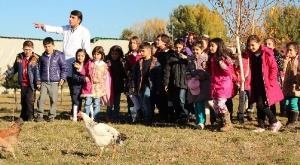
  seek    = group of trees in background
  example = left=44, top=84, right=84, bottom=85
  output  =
left=265, top=6, right=300, bottom=46
left=121, top=18, right=168, bottom=41
left=120, top=4, right=227, bottom=41
left=120, top=1, right=300, bottom=48
left=168, top=4, right=227, bottom=40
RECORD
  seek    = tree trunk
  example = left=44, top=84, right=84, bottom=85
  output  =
left=236, top=2, right=245, bottom=118
left=236, top=35, right=247, bottom=121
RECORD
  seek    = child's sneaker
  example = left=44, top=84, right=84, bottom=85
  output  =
left=35, top=117, right=45, bottom=122
left=253, top=127, right=265, bottom=133
left=270, top=121, right=282, bottom=132
left=199, top=123, right=204, bottom=129
left=48, top=117, right=55, bottom=122
left=195, top=123, right=204, bottom=130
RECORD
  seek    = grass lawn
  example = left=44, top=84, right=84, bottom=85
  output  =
left=0, top=92, right=299, bottom=165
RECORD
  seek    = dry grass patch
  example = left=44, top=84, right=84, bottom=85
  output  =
left=0, top=93, right=299, bottom=164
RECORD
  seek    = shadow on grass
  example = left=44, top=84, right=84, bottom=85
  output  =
left=152, top=121, right=194, bottom=129
left=61, top=149, right=97, bottom=158
left=56, top=111, right=72, bottom=120
left=0, top=115, right=21, bottom=122
left=0, top=107, right=14, bottom=113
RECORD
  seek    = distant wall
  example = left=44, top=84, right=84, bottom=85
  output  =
left=0, top=37, right=129, bottom=75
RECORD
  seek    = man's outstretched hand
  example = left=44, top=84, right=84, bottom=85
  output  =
left=33, top=22, right=44, bottom=29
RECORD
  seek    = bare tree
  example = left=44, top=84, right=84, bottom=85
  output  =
left=130, top=22, right=145, bottom=40
left=128, top=18, right=167, bottom=41
left=143, top=18, right=167, bottom=41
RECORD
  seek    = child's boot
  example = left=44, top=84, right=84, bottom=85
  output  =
left=287, top=110, right=299, bottom=128
left=220, top=112, right=231, bottom=132
left=246, top=108, right=254, bottom=121
left=216, top=113, right=223, bottom=131
left=285, top=109, right=291, bottom=126
left=237, top=112, right=244, bottom=124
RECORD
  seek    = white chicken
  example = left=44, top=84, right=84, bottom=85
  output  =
left=79, top=112, right=127, bottom=158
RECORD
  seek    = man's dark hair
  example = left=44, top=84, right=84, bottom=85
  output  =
left=43, top=37, right=54, bottom=45
left=23, top=40, right=34, bottom=48
left=71, top=10, right=83, bottom=24
left=174, top=39, right=185, bottom=46
left=139, top=42, right=151, bottom=50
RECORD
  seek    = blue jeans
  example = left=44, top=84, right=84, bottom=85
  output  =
left=106, top=92, right=121, bottom=122
left=195, top=101, right=205, bottom=124
left=139, top=86, right=151, bottom=119
left=85, top=97, right=100, bottom=121
left=127, top=94, right=141, bottom=122
left=285, top=97, right=299, bottom=111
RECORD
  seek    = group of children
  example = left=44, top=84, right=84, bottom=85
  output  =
left=1, top=33, right=299, bottom=133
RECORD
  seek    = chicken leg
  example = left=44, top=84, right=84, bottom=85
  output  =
left=6, top=146, right=16, bottom=159
left=112, top=145, right=117, bottom=159
left=99, top=147, right=104, bottom=158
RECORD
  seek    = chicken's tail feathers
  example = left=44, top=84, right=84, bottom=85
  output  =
left=116, top=133, right=127, bottom=145
left=0, top=136, right=18, bottom=147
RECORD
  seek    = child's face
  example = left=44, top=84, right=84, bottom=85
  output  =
left=130, top=39, right=138, bottom=51
left=23, top=46, right=33, bottom=57
left=44, top=43, right=54, bottom=54
left=209, top=42, right=218, bottom=54
left=140, top=48, right=151, bottom=58
left=93, top=52, right=102, bottom=61
left=264, top=39, right=275, bottom=49
left=201, top=40, right=208, bottom=50
left=111, top=51, right=119, bottom=60
left=174, top=43, right=184, bottom=54
left=188, top=36, right=195, bottom=45
left=286, top=45, right=298, bottom=58
left=192, top=45, right=203, bottom=56
left=248, top=40, right=260, bottom=53
left=151, top=45, right=157, bottom=55
left=77, top=52, right=85, bottom=63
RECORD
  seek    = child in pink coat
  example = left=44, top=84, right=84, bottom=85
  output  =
left=246, top=35, right=283, bottom=133
left=207, top=38, right=234, bottom=132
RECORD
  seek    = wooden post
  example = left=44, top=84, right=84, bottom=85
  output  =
left=13, top=88, right=17, bottom=121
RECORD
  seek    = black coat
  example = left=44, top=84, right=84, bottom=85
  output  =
left=163, top=52, right=188, bottom=89
left=156, top=49, right=174, bottom=71
left=71, top=65, right=85, bottom=106
left=106, top=57, right=126, bottom=94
